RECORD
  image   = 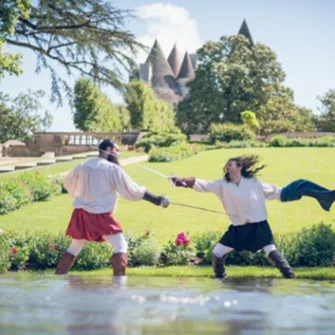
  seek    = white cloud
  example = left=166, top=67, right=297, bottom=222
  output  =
left=135, top=3, right=202, bottom=63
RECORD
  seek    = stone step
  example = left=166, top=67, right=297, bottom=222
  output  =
left=72, top=154, right=88, bottom=159
left=0, top=166, right=15, bottom=173
left=55, top=156, right=73, bottom=163
left=15, top=162, right=38, bottom=170
left=36, top=160, right=57, bottom=166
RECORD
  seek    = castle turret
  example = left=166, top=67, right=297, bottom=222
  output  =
left=238, top=19, right=254, bottom=47
left=176, top=52, right=195, bottom=96
left=145, top=40, right=182, bottom=103
left=167, top=44, right=183, bottom=77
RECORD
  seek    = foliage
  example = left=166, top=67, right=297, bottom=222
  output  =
left=281, top=223, right=335, bottom=267
left=0, top=171, right=63, bottom=215
left=0, top=223, right=335, bottom=271
left=316, top=89, right=335, bottom=132
left=177, top=34, right=315, bottom=134
left=209, top=123, right=256, bottom=143
left=0, top=0, right=30, bottom=80
left=0, top=233, right=11, bottom=272
left=269, top=136, right=335, bottom=147
left=125, top=80, right=175, bottom=131
left=149, top=143, right=199, bottom=162
left=177, top=35, right=288, bottom=133
left=3, top=0, right=143, bottom=104
left=74, top=242, right=112, bottom=270
left=136, top=128, right=187, bottom=153
left=0, top=90, right=52, bottom=142
left=131, top=239, right=162, bottom=266
left=160, top=240, right=195, bottom=266
left=73, top=78, right=121, bottom=132
left=257, top=95, right=316, bottom=135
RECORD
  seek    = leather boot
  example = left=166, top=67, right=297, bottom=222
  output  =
left=55, top=251, right=77, bottom=275
left=268, top=249, right=295, bottom=278
left=212, top=253, right=228, bottom=278
left=112, top=253, right=128, bottom=276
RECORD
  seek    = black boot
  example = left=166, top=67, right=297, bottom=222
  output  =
left=212, top=253, right=228, bottom=278
left=268, top=250, right=295, bottom=279
left=281, top=179, right=335, bottom=211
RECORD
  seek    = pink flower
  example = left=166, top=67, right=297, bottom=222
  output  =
left=11, top=248, right=18, bottom=255
left=175, top=232, right=190, bottom=246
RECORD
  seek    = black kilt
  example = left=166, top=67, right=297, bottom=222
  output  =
left=219, top=220, right=274, bottom=253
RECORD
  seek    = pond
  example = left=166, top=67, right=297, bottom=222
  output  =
left=1, top=273, right=335, bottom=335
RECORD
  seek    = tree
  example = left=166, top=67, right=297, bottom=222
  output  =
left=125, top=80, right=175, bottom=132
left=0, top=0, right=30, bottom=80
left=118, top=105, right=131, bottom=131
left=316, top=89, right=335, bottom=132
left=0, top=90, right=52, bottom=142
left=2, top=1, right=143, bottom=104
left=73, top=78, right=121, bottom=132
left=177, top=34, right=313, bottom=134
left=257, top=93, right=316, bottom=135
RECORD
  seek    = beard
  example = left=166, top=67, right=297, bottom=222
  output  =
left=107, top=154, right=120, bottom=165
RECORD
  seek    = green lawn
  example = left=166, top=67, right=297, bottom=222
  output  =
left=0, top=150, right=143, bottom=181
left=71, top=266, right=335, bottom=280
left=1, top=147, right=335, bottom=242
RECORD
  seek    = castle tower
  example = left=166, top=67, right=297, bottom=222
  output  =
left=238, top=19, right=254, bottom=46
left=167, top=44, right=183, bottom=77
left=176, top=52, right=195, bottom=96
left=144, top=40, right=182, bottom=103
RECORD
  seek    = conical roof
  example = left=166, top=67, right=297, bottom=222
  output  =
left=238, top=19, right=254, bottom=47
left=177, top=52, right=195, bottom=80
left=145, top=40, right=180, bottom=95
left=167, top=44, right=183, bottom=77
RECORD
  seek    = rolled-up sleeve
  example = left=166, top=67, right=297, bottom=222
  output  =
left=193, top=179, right=223, bottom=197
left=111, top=166, right=146, bottom=201
left=258, top=180, right=282, bottom=200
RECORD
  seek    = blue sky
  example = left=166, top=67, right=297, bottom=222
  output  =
left=1, top=0, right=335, bottom=131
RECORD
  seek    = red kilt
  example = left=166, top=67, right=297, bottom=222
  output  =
left=66, top=208, right=123, bottom=242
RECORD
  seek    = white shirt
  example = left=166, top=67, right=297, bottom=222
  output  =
left=193, top=177, right=282, bottom=226
left=64, top=157, right=146, bottom=214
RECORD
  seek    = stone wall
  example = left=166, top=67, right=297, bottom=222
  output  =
left=4, top=145, right=43, bottom=157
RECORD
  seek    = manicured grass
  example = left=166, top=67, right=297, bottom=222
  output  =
left=71, top=265, right=335, bottom=280
left=0, top=150, right=143, bottom=180
left=0, top=147, right=335, bottom=242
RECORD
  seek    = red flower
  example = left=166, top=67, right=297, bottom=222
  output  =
left=11, top=248, right=18, bottom=255
left=175, top=232, right=190, bottom=246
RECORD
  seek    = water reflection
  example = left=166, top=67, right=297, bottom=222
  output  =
left=0, top=273, right=335, bottom=335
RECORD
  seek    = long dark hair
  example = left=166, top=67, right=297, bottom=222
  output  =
left=224, top=155, right=265, bottom=182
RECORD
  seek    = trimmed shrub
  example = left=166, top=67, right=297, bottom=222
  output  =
left=132, top=239, right=162, bottom=266
left=209, top=123, right=256, bottom=143
left=149, top=144, right=198, bottom=162
left=283, top=223, right=335, bottom=266
left=136, top=130, right=187, bottom=153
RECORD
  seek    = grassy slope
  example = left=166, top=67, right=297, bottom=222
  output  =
left=1, top=147, right=335, bottom=242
